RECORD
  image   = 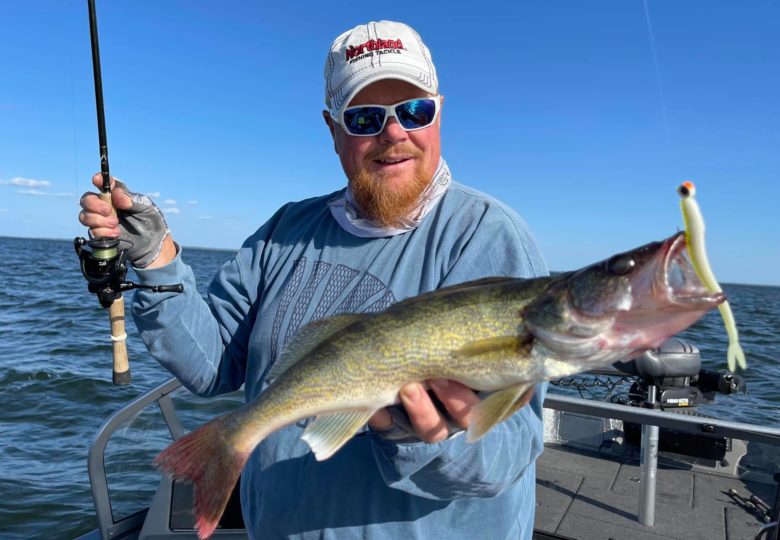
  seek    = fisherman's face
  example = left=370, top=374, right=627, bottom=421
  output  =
left=324, top=79, right=442, bottom=227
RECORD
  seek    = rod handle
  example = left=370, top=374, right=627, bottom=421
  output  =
left=98, top=190, right=130, bottom=385
left=109, top=299, right=131, bottom=385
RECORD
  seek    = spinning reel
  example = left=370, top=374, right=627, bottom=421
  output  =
left=74, top=236, right=183, bottom=308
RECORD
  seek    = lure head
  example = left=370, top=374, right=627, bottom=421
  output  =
left=677, top=181, right=696, bottom=199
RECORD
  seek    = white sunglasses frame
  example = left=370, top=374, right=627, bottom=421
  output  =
left=330, top=95, right=442, bottom=137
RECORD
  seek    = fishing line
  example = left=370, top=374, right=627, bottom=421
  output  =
left=642, top=0, right=671, bottom=143
left=69, top=19, right=81, bottom=239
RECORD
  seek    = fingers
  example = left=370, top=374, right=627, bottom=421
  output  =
left=92, top=173, right=116, bottom=190
left=79, top=213, right=120, bottom=238
left=400, top=383, right=449, bottom=443
left=370, top=380, right=482, bottom=444
left=429, top=379, right=480, bottom=430
left=368, top=408, right=394, bottom=431
left=81, top=173, right=138, bottom=238
left=79, top=191, right=119, bottom=237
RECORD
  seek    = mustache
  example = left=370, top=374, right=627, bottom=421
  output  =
left=365, top=145, right=424, bottom=162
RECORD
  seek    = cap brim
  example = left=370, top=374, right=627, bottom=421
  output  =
left=333, top=72, right=437, bottom=116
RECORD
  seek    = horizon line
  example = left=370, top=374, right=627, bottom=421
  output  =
left=1, top=234, right=775, bottom=289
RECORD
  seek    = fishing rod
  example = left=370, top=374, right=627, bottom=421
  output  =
left=74, top=0, right=182, bottom=385
left=73, top=0, right=131, bottom=386
left=87, top=0, right=110, bottom=197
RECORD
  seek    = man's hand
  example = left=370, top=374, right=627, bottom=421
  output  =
left=79, top=173, right=176, bottom=269
left=369, top=379, right=480, bottom=443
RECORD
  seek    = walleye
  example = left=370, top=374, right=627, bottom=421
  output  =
left=155, top=232, right=724, bottom=539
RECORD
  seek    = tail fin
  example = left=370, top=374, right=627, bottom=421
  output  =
left=154, top=417, right=251, bottom=539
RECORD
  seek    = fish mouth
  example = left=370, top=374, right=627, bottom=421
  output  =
left=601, top=231, right=727, bottom=355
left=523, top=231, right=727, bottom=364
left=659, top=232, right=726, bottom=308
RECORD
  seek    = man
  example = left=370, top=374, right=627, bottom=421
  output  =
left=80, top=21, right=548, bottom=539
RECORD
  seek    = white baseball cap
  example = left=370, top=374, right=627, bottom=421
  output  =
left=324, top=21, right=438, bottom=116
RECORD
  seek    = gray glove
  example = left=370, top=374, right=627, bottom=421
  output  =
left=111, top=180, right=170, bottom=268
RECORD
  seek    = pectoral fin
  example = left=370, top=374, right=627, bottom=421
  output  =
left=301, top=410, right=375, bottom=461
left=455, top=335, right=530, bottom=358
left=467, top=383, right=535, bottom=443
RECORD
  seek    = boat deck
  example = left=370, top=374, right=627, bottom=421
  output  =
left=535, top=445, right=774, bottom=540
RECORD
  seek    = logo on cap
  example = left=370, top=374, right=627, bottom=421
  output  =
left=345, top=38, right=404, bottom=61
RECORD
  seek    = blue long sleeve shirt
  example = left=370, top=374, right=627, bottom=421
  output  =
left=132, top=179, right=548, bottom=539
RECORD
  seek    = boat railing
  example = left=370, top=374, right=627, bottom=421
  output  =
left=87, top=377, right=185, bottom=540
left=543, top=393, right=780, bottom=447
left=86, top=376, right=780, bottom=540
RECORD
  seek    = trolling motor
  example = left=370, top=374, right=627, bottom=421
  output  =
left=613, top=339, right=746, bottom=411
left=74, top=236, right=183, bottom=308
left=611, top=338, right=746, bottom=462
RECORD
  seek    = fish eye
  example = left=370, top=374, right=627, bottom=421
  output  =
left=606, top=254, right=636, bottom=276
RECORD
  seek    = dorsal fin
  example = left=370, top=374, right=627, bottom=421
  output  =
left=267, top=314, right=363, bottom=381
left=391, top=276, right=519, bottom=309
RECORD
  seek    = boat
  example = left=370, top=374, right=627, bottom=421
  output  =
left=75, top=339, right=779, bottom=540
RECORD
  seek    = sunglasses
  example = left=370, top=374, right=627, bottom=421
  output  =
left=331, top=96, right=441, bottom=136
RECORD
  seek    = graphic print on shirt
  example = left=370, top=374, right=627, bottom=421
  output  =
left=269, top=257, right=306, bottom=362
left=270, top=257, right=397, bottom=362
left=285, top=261, right=332, bottom=349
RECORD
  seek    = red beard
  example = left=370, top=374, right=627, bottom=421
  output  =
left=348, top=148, right=430, bottom=228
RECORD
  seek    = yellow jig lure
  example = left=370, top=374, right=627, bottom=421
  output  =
left=677, top=181, right=746, bottom=371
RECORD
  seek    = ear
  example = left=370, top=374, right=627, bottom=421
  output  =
left=322, top=110, right=336, bottom=136
left=322, top=110, right=339, bottom=154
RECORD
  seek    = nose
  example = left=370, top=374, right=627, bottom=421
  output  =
left=378, top=118, right=408, bottom=144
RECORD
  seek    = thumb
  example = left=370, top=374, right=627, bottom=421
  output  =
left=368, top=408, right=394, bottom=430
left=91, top=173, right=132, bottom=211
left=110, top=181, right=134, bottom=211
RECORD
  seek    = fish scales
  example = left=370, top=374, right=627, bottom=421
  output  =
left=242, top=278, right=545, bottom=437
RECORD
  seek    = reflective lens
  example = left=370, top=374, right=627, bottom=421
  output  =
left=396, top=99, right=437, bottom=130
left=340, top=97, right=439, bottom=136
left=344, top=106, right=387, bottom=136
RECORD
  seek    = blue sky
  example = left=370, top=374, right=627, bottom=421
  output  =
left=1, top=1, right=778, bottom=285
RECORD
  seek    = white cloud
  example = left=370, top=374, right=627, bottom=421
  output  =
left=17, top=189, right=72, bottom=197
left=187, top=200, right=198, bottom=205
left=1, top=177, right=52, bottom=187
left=163, top=198, right=177, bottom=205
left=198, top=215, right=213, bottom=221
left=165, top=207, right=181, bottom=215
left=148, top=191, right=161, bottom=198
left=0, top=208, right=7, bottom=212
